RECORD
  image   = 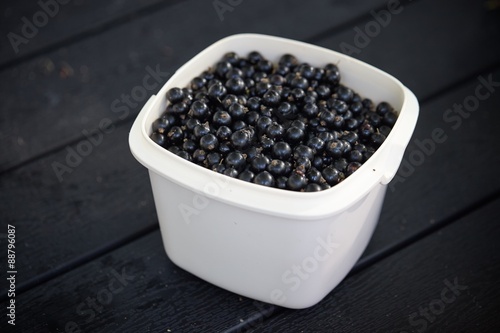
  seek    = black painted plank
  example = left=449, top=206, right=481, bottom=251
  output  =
left=0, top=0, right=390, bottom=172
left=0, top=122, right=157, bottom=287
left=0, top=230, right=287, bottom=333
left=247, top=199, right=500, bottom=332
left=315, top=0, right=500, bottom=100
left=0, top=0, right=170, bottom=66
left=362, top=67, right=500, bottom=263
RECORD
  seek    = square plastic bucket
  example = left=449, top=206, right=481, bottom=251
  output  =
left=129, top=33, right=419, bottom=309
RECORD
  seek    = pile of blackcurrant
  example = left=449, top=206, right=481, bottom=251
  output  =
left=150, top=51, right=398, bottom=192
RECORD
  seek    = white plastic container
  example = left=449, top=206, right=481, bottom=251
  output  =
left=129, top=34, right=418, bottom=309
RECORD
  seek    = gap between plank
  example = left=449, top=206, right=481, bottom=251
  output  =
left=0, top=223, right=158, bottom=303
left=0, top=0, right=186, bottom=72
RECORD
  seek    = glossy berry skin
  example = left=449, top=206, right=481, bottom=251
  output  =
left=190, top=100, right=209, bottom=119
left=287, top=172, right=307, bottom=191
left=200, top=133, right=219, bottom=151
left=166, top=87, right=184, bottom=103
left=206, top=152, right=221, bottom=166
left=272, top=141, right=292, bottom=160
left=322, top=166, right=344, bottom=186
left=346, top=162, right=362, bottom=176
left=251, top=154, right=270, bottom=172
left=224, top=167, right=239, bottom=178
left=225, top=77, right=245, bottom=94
left=208, top=83, right=227, bottom=99
left=253, top=171, right=275, bottom=187
left=238, top=170, right=255, bottom=182
left=231, top=129, right=252, bottom=150
left=263, top=90, right=281, bottom=107
left=225, top=151, right=246, bottom=171
left=305, top=183, right=322, bottom=192
left=212, top=110, right=232, bottom=127
left=267, top=159, right=287, bottom=177
left=167, top=126, right=184, bottom=144
left=150, top=132, right=165, bottom=146
left=325, top=140, right=344, bottom=158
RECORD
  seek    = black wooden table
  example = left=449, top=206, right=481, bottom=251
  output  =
left=1, top=0, right=500, bottom=332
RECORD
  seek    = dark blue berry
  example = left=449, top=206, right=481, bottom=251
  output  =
left=245, top=111, right=260, bottom=125
left=166, top=87, right=184, bottom=103
left=224, top=167, right=239, bottom=178
left=325, top=140, right=344, bottom=158
left=263, top=90, right=281, bottom=107
left=302, top=103, right=319, bottom=118
left=322, top=166, right=344, bottom=186
left=251, top=154, right=270, bottom=172
left=305, top=183, right=322, bottom=192
left=193, top=123, right=210, bottom=138
left=379, top=125, right=392, bottom=137
left=346, top=162, right=362, bottom=176
left=176, top=150, right=191, bottom=161
left=260, top=136, right=275, bottom=152
left=200, top=133, right=219, bottom=151
left=193, top=149, right=207, bottom=163
left=152, top=118, right=171, bottom=133
left=238, top=170, right=255, bottom=182
left=272, top=141, right=292, bottom=160
left=225, top=77, right=245, bottom=94
left=279, top=54, right=299, bottom=68
left=256, top=116, right=273, bottom=133
left=182, top=139, right=197, bottom=152
left=266, top=123, right=285, bottom=140
left=190, top=100, right=209, bottom=119
left=383, top=112, right=397, bottom=126
left=150, top=132, right=165, bottom=146
left=287, top=172, right=307, bottom=191
left=253, top=171, right=275, bottom=187
left=212, top=110, right=232, bottom=127
left=307, top=137, right=325, bottom=152
left=286, top=126, right=305, bottom=143
left=225, top=151, right=246, bottom=170
left=208, top=83, right=227, bottom=99
left=231, top=129, right=252, bottom=150
left=191, top=77, right=206, bottom=90
left=216, top=125, right=232, bottom=140
left=167, top=126, right=184, bottom=144
left=336, top=86, right=353, bottom=102
left=206, top=152, right=221, bottom=166
left=293, top=144, right=315, bottom=160
left=348, top=149, right=363, bottom=163
left=248, top=51, right=264, bottom=64
left=267, top=159, right=287, bottom=176
left=371, top=133, right=386, bottom=147
left=376, top=101, right=392, bottom=115
left=218, top=141, right=232, bottom=154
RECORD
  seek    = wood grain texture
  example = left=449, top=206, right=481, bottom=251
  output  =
left=314, top=0, right=500, bottom=100
left=1, top=231, right=285, bottom=332
left=247, top=199, right=500, bottom=332
left=0, top=0, right=172, bottom=66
